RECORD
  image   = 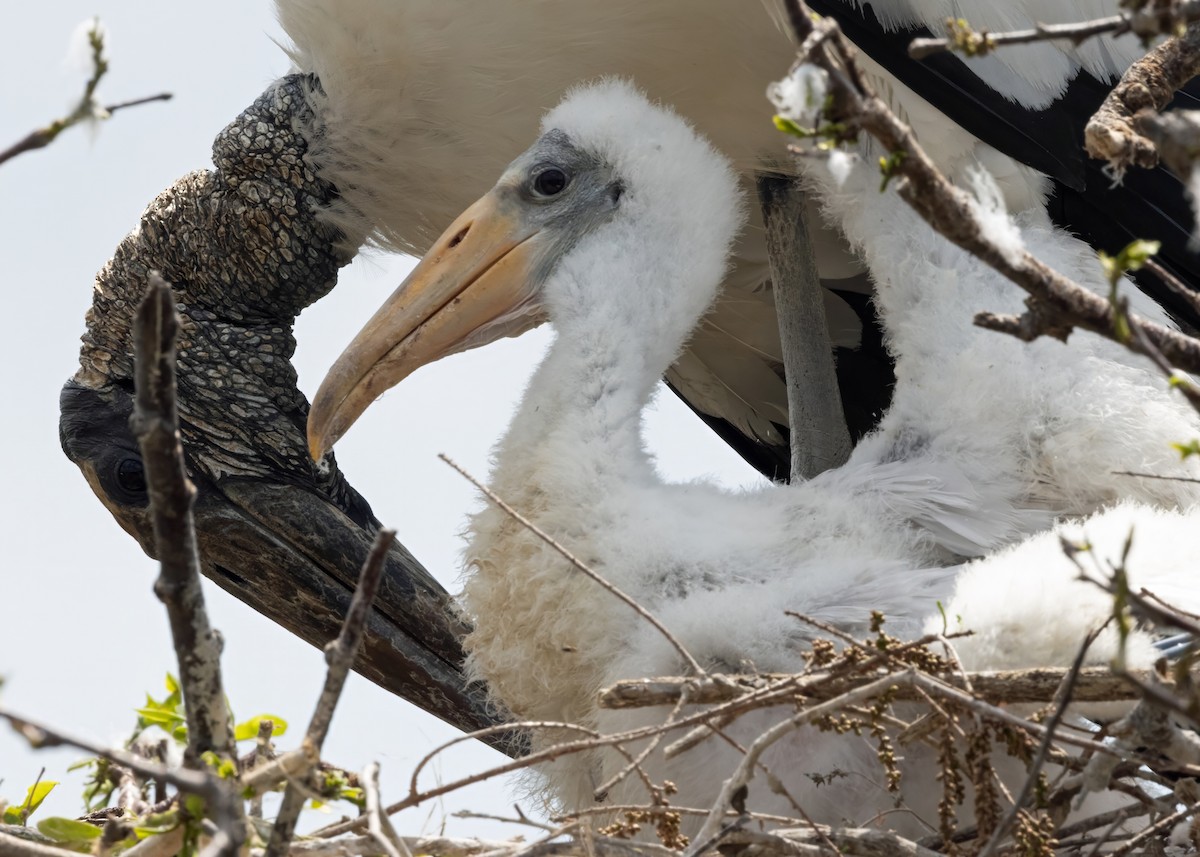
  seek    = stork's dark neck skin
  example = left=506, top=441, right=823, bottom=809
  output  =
left=60, top=75, right=515, bottom=753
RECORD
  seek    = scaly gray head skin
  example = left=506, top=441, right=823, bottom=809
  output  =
left=59, top=75, right=516, bottom=753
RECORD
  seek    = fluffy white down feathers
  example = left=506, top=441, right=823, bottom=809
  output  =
left=453, top=82, right=1200, bottom=825
left=274, top=0, right=1141, bottom=449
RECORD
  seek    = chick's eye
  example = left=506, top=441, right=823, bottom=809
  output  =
left=116, top=457, right=147, bottom=495
left=533, top=167, right=568, bottom=197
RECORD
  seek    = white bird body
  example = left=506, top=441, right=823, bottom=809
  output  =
left=278, top=0, right=1152, bottom=452
left=308, top=80, right=1200, bottom=829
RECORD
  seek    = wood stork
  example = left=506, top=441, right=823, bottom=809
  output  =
left=277, top=0, right=1200, bottom=482
left=307, top=80, right=1200, bottom=826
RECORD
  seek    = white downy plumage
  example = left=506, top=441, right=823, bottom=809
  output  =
left=276, top=0, right=1151, bottom=454
left=286, top=0, right=1200, bottom=827
left=305, top=77, right=1200, bottom=829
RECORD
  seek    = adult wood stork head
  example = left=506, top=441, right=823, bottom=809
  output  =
left=309, top=80, right=1200, bottom=822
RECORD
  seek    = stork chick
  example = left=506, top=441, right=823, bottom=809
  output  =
left=308, top=81, right=1200, bottom=828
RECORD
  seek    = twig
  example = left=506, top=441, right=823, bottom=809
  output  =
left=1146, top=258, right=1200, bottom=320
left=132, top=273, right=237, bottom=765
left=247, top=719, right=277, bottom=818
left=118, top=827, right=185, bottom=857
left=363, top=763, right=411, bottom=857
left=600, top=666, right=1177, bottom=708
left=452, top=810, right=557, bottom=832
left=0, top=830, right=93, bottom=857
left=241, top=748, right=316, bottom=798
left=0, top=20, right=171, bottom=168
left=909, top=3, right=1200, bottom=59
left=102, top=92, right=173, bottom=114
left=264, top=528, right=396, bottom=857
left=593, top=685, right=692, bottom=800
left=1107, top=799, right=1200, bottom=857
left=0, top=705, right=240, bottom=857
left=976, top=626, right=1103, bottom=857
left=1114, top=469, right=1200, bottom=483
left=439, top=454, right=705, bottom=676
left=1128, top=315, right=1200, bottom=412
left=0, top=707, right=217, bottom=806
left=1080, top=811, right=1131, bottom=857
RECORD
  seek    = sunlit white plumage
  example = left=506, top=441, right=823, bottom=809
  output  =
left=308, top=80, right=1200, bottom=830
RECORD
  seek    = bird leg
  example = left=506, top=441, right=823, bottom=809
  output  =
left=756, top=172, right=852, bottom=479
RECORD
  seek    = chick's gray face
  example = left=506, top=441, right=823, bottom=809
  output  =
left=493, top=130, right=625, bottom=290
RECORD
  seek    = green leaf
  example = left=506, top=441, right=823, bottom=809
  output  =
left=200, top=751, right=237, bottom=780
left=133, top=810, right=180, bottom=839
left=1099, top=239, right=1161, bottom=287
left=18, top=777, right=58, bottom=816
left=1173, top=438, right=1200, bottom=459
left=234, top=714, right=288, bottom=742
left=877, top=150, right=907, bottom=192
left=337, top=786, right=364, bottom=808
left=773, top=114, right=811, bottom=139
left=37, top=817, right=103, bottom=844
left=1120, top=239, right=1161, bottom=271
left=183, top=793, right=206, bottom=819
left=66, top=758, right=97, bottom=773
left=3, top=806, right=25, bottom=825
left=164, top=673, right=180, bottom=695
left=134, top=706, right=181, bottom=727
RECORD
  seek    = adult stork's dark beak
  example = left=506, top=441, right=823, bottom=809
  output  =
left=309, top=192, right=547, bottom=460
left=60, top=76, right=520, bottom=756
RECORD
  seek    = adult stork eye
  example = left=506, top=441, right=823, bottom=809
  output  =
left=116, top=456, right=147, bottom=495
left=532, top=166, right=569, bottom=197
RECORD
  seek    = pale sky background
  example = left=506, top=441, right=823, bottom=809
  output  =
left=0, top=1, right=763, bottom=837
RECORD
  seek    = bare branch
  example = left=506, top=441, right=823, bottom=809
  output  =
left=1086, top=20, right=1200, bottom=172
left=0, top=21, right=171, bottom=168
left=1145, top=258, right=1200, bottom=319
left=0, top=706, right=241, bottom=857
left=0, top=830, right=95, bottom=857
left=363, top=762, right=410, bottom=857
left=132, top=273, right=237, bottom=765
left=440, top=454, right=705, bottom=676
left=976, top=626, right=1103, bottom=857
left=910, top=4, right=1200, bottom=60
left=264, top=529, right=396, bottom=857
left=241, top=748, right=316, bottom=798
left=0, top=707, right=217, bottom=802
left=600, top=666, right=1171, bottom=709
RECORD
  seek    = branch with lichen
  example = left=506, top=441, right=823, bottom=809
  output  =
left=132, top=274, right=238, bottom=769
left=1086, top=18, right=1200, bottom=174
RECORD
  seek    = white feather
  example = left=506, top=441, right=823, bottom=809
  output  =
left=274, top=0, right=1085, bottom=442
left=448, top=84, right=1200, bottom=825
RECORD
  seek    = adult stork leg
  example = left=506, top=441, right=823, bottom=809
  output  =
left=756, top=173, right=852, bottom=479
